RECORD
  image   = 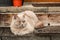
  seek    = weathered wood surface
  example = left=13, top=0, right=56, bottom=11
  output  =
left=0, top=27, right=60, bottom=40
left=24, top=2, right=60, bottom=7
left=0, top=27, right=50, bottom=40
left=0, top=7, right=47, bottom=13
left=51, top=36, right=60, bottom=40
left=32, top=3, right=60, bottom=7
left=48, top=7, right=60, bottom=12
left=0, top=27, right=60, bottom=37
left=0, top=7, right=60, bottom=13
left=35, top=26, right=60, bottom=33
left=2, top=36, right=50, bottom=40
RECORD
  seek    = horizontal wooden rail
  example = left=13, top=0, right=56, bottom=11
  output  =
left=32, top=2, right=60, bottom=7
left=24, top=2, right=60, bottom=7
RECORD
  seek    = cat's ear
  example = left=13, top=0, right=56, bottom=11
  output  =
left=13, top=14, right=18, bottom=19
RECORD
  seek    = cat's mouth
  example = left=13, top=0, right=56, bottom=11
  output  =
left=19, top=22, right=27, bottom=28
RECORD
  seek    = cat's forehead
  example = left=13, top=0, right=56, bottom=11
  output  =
left=17, top=13, right=24, bottom=20
left=17, top=12, right=24, bottom=17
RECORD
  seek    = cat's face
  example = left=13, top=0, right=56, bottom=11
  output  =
left=13, top=15, right=26, bottom=28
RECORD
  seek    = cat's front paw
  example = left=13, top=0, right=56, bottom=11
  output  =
left=17, top=32, right=25, bottom=36
left=35, top=21, right=44, bottom=29
left=13, top=32, right=18, bottom=35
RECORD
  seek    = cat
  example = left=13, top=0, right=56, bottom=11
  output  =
left=10, top=11, right=42, bottom=35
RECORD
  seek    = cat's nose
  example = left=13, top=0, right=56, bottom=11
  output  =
left=22, top=24, right=25, bottom=28
left=21, top=24, right=23, bottom=26
left=22, top=20, right=25, bottom=23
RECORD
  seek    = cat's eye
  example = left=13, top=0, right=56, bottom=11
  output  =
left=19, top=21, right=21, bottom=23
left=22, top=20, right=25, bottom=23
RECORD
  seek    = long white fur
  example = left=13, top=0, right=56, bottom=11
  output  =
left=10, top=11, right=39, bottom=35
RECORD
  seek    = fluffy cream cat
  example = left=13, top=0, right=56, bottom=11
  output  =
left=10, top=11, right=42, bottom=35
